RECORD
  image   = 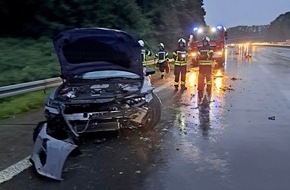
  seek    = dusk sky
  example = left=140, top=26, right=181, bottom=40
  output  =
left=203, top=0, right=290, bottom=28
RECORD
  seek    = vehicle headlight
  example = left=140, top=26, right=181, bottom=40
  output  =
left=46, top=98, right=60, bottom=109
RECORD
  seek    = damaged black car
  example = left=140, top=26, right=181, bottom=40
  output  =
left=31, top=27, right=162, bottom=180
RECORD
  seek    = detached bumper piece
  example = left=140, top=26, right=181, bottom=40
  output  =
left=30, top=123, right=78, bottom=181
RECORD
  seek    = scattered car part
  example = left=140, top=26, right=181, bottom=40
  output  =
left=30, top=122, right=78, bottom=180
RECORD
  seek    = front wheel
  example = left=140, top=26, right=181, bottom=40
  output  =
left=142, top=92, right=162, bottom=130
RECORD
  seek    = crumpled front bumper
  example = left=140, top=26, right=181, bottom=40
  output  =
left=30, top=123, right=78, bottom=180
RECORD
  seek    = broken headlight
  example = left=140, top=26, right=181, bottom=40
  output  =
left=46, top=98, right=60, bottom=109
left=126, top=97, right=145, bottom=105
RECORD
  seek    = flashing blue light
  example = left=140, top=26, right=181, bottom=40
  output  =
left=193, top=27, right=199, bottom=32
left=216, top=25, right=223, bottom=30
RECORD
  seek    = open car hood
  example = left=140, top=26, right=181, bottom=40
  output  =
left=53, top=28, right=143, bottom=79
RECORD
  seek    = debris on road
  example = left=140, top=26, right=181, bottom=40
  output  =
left=30, top=123, right=79, bottom=181
left=221, top=85, right=234, bottom=92
left=268, top=116, right=276, bottom=120
left=230, top=77, right=240, bottom=80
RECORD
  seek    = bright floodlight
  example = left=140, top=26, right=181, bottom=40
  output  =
left=197, top=28, right=203, bottom=34
left=193, top=27, right=199, bottom=32
left=211, top=27, right=217, bottom=33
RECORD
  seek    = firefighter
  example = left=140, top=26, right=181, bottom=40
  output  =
left=138, top=39, right=151, bottom=66
left=197, top=37, right=214, bottom=91
left=199, top=37, right=213, bottom=59
left=173, top=38, right=188, bottom=90
left=155, top=43, right=168, bottom=79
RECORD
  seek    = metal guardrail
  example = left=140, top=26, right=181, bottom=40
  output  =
left=0, top=60, right=157, bottom=99
left=0, top=77, right=63, bottom=99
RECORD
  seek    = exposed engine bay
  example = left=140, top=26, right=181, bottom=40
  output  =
left=45, top=78, right=154, bottom=137
left=56, top=79, right=142, bottom=102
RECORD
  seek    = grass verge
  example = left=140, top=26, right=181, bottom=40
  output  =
left=0, top=88, right=53, bottom=119
left=0, top=37, right=60, bottom=86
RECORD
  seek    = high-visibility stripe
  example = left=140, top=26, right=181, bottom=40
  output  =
left=199, top=60, right=212, bottom=65
left=174, top=62, right=187, bottom=66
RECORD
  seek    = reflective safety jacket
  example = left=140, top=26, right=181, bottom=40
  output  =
left=173, top=47, right=188, bottom=66
left=155, top=50, right=168, bottom=63
left=198, top=44, right=214, bottom=66
left=198, top=44, right=214, bottom=61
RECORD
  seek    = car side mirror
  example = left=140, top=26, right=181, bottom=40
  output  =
left=145, top=67, right=155, bottom=76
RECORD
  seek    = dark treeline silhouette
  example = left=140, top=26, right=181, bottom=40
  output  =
left=227, top=25, right=269, bottom=43
left=266, top=12, right=290, bottom=42
left=0, top=0, right=206, bottom=51
left=227, top=11, right=290, bottom=43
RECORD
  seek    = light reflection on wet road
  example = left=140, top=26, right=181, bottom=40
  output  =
left=148, top=65, right=232, bottom=190
left=2, top=46, right=290, bottom=190
left=142, top=46, right=290, bottom=190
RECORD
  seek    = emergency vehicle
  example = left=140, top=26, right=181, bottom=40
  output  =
left=188, top=25, right=228, bottom=67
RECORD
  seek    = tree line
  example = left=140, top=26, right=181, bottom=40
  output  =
left=227, top=11, right=290, bottom=43
left=0, top=0, right=206, bottom=51
left=266, top=12, right=290, bottom=42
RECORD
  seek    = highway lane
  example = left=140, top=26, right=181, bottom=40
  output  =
left=1, top=46, right=290, bottom=189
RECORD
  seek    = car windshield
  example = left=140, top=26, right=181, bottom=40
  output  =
left=75, top=70, right=140, bottom=80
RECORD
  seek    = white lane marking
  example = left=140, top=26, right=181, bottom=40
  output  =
left=0, top=156, right=32, bottom=184
left=0, top=80, right=172, bottom=184
left=259, top=65, right=270, bottom=74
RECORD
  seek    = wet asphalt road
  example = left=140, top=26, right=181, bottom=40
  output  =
left=1, top=46, right=290, bottom=190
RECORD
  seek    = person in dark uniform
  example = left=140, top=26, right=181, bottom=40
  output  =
left=173, top=38, right=188, bottom=90
left=155, top=43, right=169, bottom=79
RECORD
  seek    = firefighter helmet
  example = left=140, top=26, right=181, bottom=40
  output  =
left=158, top=43, right=164, bottom=49
left=178, top=38, right=186, bottom=47
left=138, top=40, right=145, bottom=47
left=178, top=38, right=186, bottom=44
left=203, top=36, right=210, bottom=43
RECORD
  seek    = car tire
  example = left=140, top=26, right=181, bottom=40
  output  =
left=142, top=92, right=162, bottom=130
